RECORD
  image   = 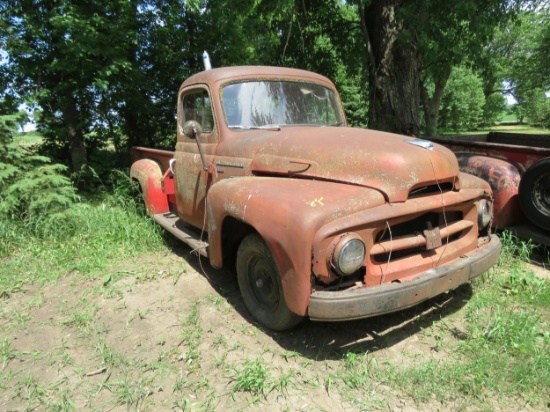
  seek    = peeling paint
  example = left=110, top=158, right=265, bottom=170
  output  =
left=131, top=67, right=501, bottom=325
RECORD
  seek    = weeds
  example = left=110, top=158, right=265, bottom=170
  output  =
left=230, top=357, right=271, bottom=397
left=336, top=351, right=377, bottom=391
left=179, top=301, right=203, bottom=372
left=45, top=387, right=77, bottom=412
left=107, top=375, right=153, bottom=410
left=499, top=230, right=535, bottom=264
left=96, top=341, right=117, bottom=367
left=271, top=367, right=296, bottom=394
left=21, top=373, right=46, bottom=409
left=379, top=238, right=550, bottom=407
left=1, top=337, right=18, bottom=368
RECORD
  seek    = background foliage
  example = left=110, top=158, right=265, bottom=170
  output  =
left=1, top=1, right=549, bottom=163
left=0, top=0, right=548, bottom=177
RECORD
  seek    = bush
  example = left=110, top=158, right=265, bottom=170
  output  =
left=0, top=116, right=77, bottom=222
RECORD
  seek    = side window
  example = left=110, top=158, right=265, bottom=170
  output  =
left=181, top=90, right=214, bottom=133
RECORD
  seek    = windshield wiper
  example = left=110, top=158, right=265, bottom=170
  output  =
left=229, top=124, right=281, bottom=131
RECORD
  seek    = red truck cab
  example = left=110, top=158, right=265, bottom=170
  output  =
left=131, top=66, right=501, bottom=331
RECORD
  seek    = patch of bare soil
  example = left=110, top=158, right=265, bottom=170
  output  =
left=0, top=246, right=547, bottom=411
left=526, top=262, right=550, bottom=280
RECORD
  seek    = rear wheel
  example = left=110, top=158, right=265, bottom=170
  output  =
left=519, top=159, right=550, bottom=230
left=236, top=234, right=303, bottom=331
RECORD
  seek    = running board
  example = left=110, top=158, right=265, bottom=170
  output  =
left=153, top=213, right=209, bottom=257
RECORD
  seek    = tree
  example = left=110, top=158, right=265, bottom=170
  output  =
left=439, top=66, right=486, bottom=132
left=522, top=89, right=550, bottom=128
left=353, top=0, right=524, bottom=136
left=509, top=10, right=550, bottom=126
left=1, top=0, right=134, bottom=172
left=251, top=0, right=369, bottom=126
left=1, top=0, right=288, bottom=169
left=0, top=114, right=76, bottom=221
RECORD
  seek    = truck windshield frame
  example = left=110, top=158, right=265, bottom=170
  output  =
left=221, top=80, right=344, bottom=129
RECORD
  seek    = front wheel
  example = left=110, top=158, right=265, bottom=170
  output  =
left=519, top=159, right=550, bottom=231
left=236, top=234, right=304, bottom=331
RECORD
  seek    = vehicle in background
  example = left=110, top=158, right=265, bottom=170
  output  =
left=430, top=132, right=550, bottom=246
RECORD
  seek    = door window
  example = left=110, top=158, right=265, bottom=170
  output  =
left=181, top=90, right=214, bottom=133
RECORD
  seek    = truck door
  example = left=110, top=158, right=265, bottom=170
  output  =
left=174, top=87, right=218, bottom=229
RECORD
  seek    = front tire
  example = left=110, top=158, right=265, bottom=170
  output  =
left=236, top=234, right=304, bottom=331
left=519, top=159, right=550, bottom=231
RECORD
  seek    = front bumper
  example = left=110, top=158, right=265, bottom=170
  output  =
left=308, top=235, right=501, bottom=321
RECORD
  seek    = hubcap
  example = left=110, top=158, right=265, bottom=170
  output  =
left=249, top=256, right=279, bottom=309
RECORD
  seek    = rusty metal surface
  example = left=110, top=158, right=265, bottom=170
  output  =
left=456, top=153, right=522, bottom=228
left=130, top=159, right=169, bottom=214
left=430, top=137, right=549, bottom=173
left=487, top=132, right=550, bottom=149
left=180, top=66, right=339, bottom=96
left=310, top=186, right=488, bottom=285
left=131, top=147, right=174, bottom=171
left=308, top=235, right=500, bottom=321
left=206, top=177, right=386, bottom=315
left=213, top=127, right=460, bottom=203
left=206, top=175, right=491, bottom=316
left=131, top=67, right=502, bottom=322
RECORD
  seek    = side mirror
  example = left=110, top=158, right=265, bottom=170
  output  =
left=183, top=120, right=202, bottom=139
left=183, top=120, right=208, bottom=171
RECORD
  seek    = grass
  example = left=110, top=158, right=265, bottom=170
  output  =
left=1, top=133, right=549, bottom=410
left=488, top=124, right=549, bottom=134
left=360, top=243, right=550, bottom=407
left=0, top=184, right=166, bottom=294
left=1, top=337, right=18, bottom=368
left=1, top=215, right=548, bottom=410
left=441, top=123, right=549, bottom=136
left=178, top=301, right=203, bottom=373
left=230, top=357, right=271, bottom=398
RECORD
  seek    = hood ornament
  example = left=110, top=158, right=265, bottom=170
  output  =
left=405, top=139, right=434, bottom=150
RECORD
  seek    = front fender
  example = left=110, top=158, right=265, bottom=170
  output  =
left=130, top=159, right=169, bottom=214
left=206, top=177, right=385, bottom=315
left=455, top=153, right=522, bottom=228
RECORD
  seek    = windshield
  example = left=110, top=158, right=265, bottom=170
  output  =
left=221, top=80, right=344, bottom=128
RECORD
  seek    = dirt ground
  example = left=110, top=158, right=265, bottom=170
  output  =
left=0, top=245, right=547, bottom=411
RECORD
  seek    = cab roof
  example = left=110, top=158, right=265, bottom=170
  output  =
left=179, top=66, right=336, bottom=91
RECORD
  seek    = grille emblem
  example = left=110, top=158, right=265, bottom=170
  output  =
left=423, top=222, right=442, bottom=250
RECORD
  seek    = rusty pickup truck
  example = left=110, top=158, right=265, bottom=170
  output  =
left=131, top=66, right=501, bottom=331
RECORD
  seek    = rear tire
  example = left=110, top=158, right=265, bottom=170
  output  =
left=236, top=234, right=304, bottom=331
left=519, top=158, right=550, bottom=231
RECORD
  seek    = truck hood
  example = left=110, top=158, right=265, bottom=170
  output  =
left=227, top=127, right=460, bottom=202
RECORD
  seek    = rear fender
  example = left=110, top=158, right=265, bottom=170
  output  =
left=456, top=153, right=522, bottom=228
left=130, top=159, right=169, bottom=214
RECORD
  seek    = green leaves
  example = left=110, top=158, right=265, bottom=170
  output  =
left=439, top=66, right=486, bottom=132
left=0, top=117, right=76, bottom=221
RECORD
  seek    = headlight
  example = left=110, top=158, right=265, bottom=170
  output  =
left=331, top=234, right=366, bottom=276
left=477, top=200, right=492, bottom=229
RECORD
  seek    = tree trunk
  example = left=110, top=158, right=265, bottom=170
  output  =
left=357, top=0, right=420, bottom=136
left=62, top=90, right=88, bottom=172
left=122, top=0, right=141, bottom=148
left=421, top=69, right=451, bottom=137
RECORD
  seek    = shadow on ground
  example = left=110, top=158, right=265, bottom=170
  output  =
left=169, top=239, right=473, bottom=361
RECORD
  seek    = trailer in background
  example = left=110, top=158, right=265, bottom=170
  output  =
left=431, top=132, right=550, bottom=246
